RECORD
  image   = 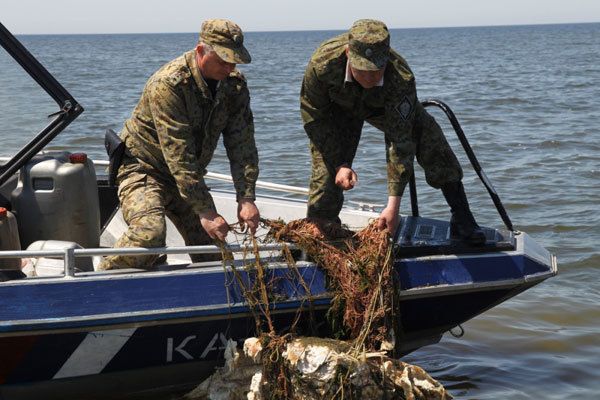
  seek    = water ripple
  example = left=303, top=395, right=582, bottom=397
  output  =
left=2, top=23, right=600, bottom=399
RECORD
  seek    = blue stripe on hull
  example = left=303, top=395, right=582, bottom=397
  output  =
left=0, top=266, right=326, bottom=324
left=397, top=254, right=549, bottom=290
left=0, top=253, right=551, bottom=333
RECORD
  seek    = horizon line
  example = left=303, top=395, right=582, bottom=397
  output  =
left=11, top=20, right=600, bottom=36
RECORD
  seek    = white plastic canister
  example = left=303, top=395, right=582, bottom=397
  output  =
left=11, top=151, right=101, bottom=249
left=26, top=240, right=94, bottom=276
left=0, top=207, right=22, bottom=270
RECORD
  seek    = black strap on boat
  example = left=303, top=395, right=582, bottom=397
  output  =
left=0, top=22, right=84, bottom=186
left=104, top=129, right=125, bottom=187
left=408, top=99, right=514, bottom=232
left=408, top=173, right=419, bottom=218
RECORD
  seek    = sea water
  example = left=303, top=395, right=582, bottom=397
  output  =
left=1, top=23, right=598, bottom=399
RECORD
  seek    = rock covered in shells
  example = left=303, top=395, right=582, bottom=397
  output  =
left=184, top=337, right=452, bottom=400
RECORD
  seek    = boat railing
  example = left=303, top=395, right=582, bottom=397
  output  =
left=414, top=100, right=514, bottom=231
left=0, top=157, right=310, bottom=196
left=99, top=160, right=312, bottom=196
left=0, top=242, right=298, bottom=278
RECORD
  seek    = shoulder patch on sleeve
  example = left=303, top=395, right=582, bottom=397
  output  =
left=395, top=96, right=415, bottom=120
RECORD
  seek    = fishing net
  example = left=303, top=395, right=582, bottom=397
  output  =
left=218, top=217, right=407, bottom=399
left=264, top=218, right=398, bottom=352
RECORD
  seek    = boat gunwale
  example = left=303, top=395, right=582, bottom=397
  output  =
left=0, top=226, right=550, bottom=284
left=0, top=253, right=556, bottom=335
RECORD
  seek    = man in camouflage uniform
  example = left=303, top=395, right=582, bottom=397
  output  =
left=301, top=19, right=485, bottom=244
left=99, top=19, right=260, bottom=270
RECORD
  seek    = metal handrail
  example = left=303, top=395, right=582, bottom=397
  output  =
left=90, top=160, right=309, bottom=195
left=204, top=172, right=309, bottom=195
left=0, top=157, right=309, bottom=196
left=409, top=99, right=514, bottom=231
left=0, top=242, right=297, bottom=277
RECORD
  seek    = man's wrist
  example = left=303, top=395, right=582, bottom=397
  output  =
left=198, top=209, right=218, bottom=219
left=335, top=163, right=351, bottom=172
left=386, top=195, right=401, bottom=210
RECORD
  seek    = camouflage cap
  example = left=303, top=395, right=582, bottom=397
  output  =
left=347, top=19, right=390, bottom=71
left=200, top=19, right=251, bottom=64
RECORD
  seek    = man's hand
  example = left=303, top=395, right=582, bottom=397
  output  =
left=335, top=166, right=358, bottom=190
left=377, top=196, right=401, bottom=234
left=199, top=210, right=230, bottom=242
left=238, top=199, right=260, bottom=235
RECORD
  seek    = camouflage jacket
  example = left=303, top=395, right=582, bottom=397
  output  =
left=300, top=34, right=432, bottom=196
left=121, top=50, right=258, bottom=214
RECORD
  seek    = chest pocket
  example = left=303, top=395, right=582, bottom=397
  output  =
left=329, top=89, right=356, bottom=111
left=197, top=97, right=227, bottom=164
left=183, top=86, right=207, bottom=132
left=208, top=100, right=228, bottom=134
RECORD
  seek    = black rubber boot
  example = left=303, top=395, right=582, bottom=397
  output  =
left=441, top=181, right=487, bottom=246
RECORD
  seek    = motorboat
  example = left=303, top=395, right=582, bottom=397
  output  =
left=0, top=22, right=557, bottom=400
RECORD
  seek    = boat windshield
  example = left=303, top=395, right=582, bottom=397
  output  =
left=0, top=42, right=56, bottom=156
left=0, top=22, right=83, bottom=187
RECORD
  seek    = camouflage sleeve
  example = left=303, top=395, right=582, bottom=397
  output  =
left=148, top=80, right=214, bottom=214
left=300, top=64, right=342, bottom=172
left=222, top=79, right=259, bottom=201
left=384, top=136, right=412, bottom=197
left=383, top=82, right=421, bottom=197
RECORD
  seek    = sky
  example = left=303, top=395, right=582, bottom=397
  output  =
left=2, top=0, right=600, bottom=34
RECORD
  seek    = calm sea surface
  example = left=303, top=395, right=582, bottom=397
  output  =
left=1, top=23, right=599, bottom=399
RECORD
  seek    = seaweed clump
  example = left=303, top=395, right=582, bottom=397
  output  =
left=264, top=218, right=399, bottom=353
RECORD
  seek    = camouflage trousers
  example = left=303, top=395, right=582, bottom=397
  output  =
left=307, top=110, right=462, bottom=221
left=98, top=162, right=219, bottom=270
